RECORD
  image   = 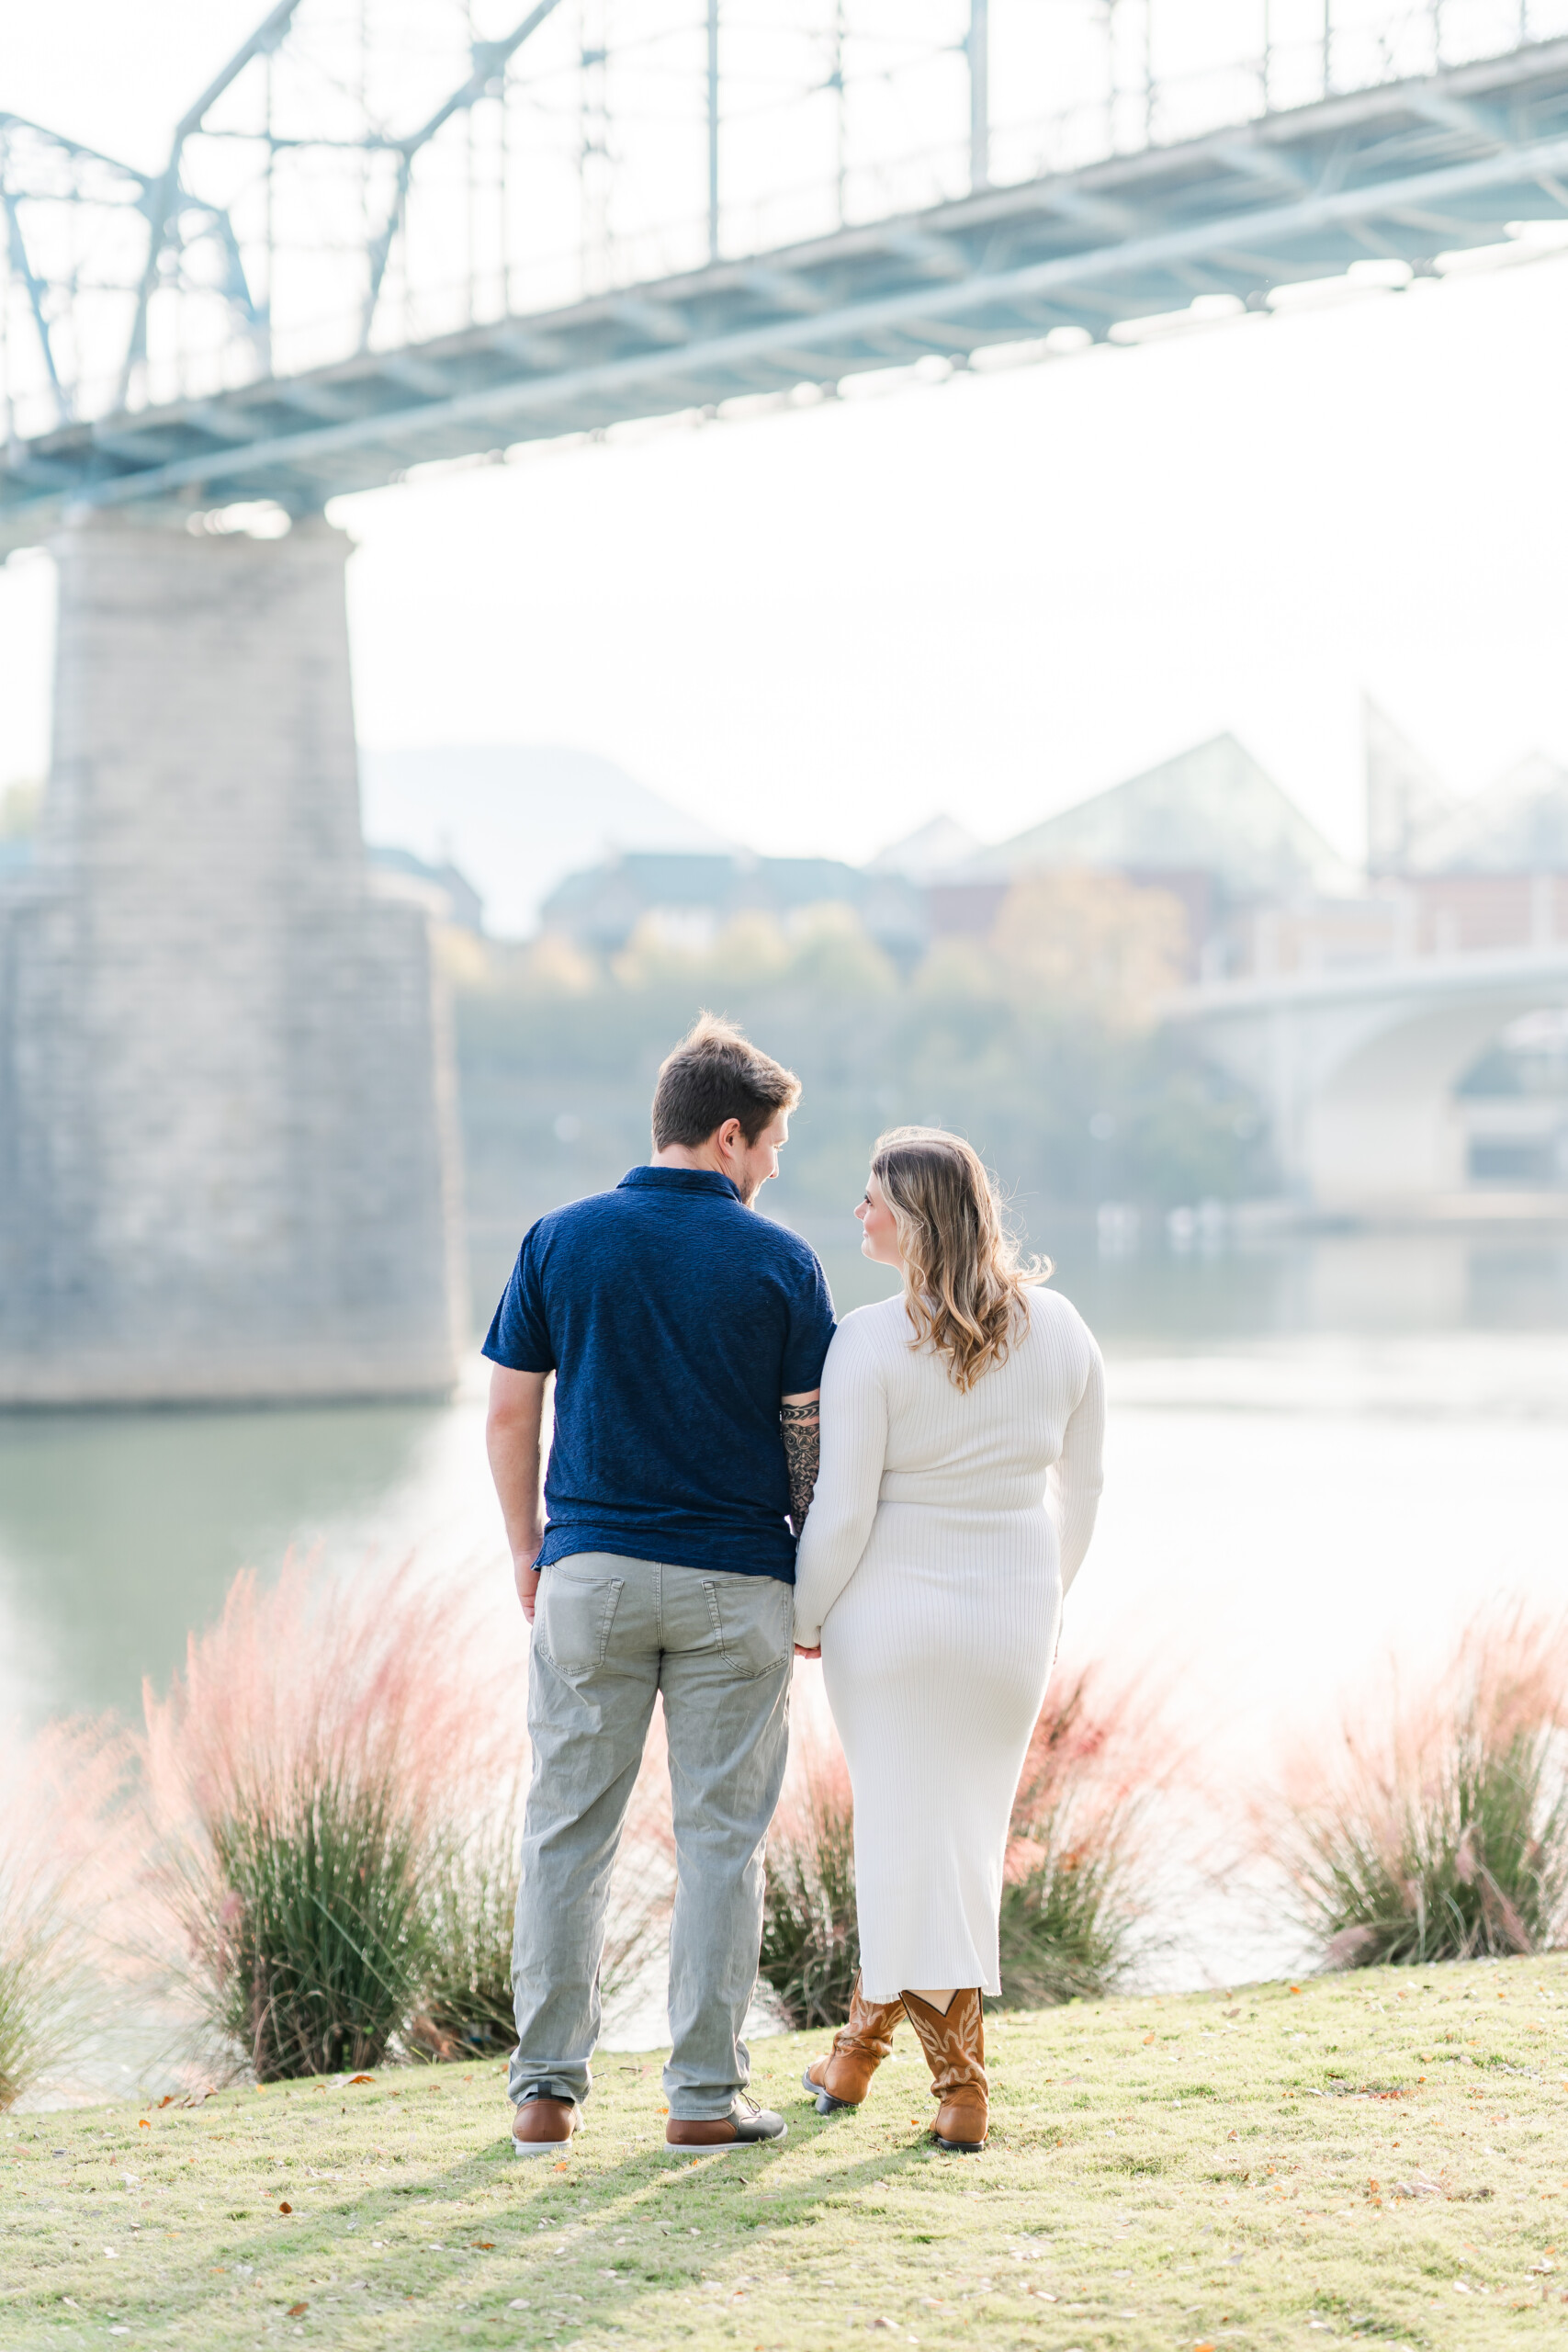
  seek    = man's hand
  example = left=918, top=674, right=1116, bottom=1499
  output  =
left=794, top=1642, right=821, bottom=1659
left=514, top=1555, right=544, bottom=1624
left=487, top=1364, right=550, bottom=1624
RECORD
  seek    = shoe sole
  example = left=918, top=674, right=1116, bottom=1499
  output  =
left=931, top=2134, right=985, bottom=2154
left=664, top=2127, right=789, bottom=2155
left=512, top=2136, right=575, bottom=2157
left=801, top=2066, right=855, bottom=2116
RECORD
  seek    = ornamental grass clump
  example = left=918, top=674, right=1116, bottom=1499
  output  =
left=141, top=1556, right=513, bottom=2082
left=1269, top=1604, right=1568, bottom=1970
left=759, top=1660, right=1169, bottom=2027
left=412, top=1737, right=673, bottom=2061
left=411, top=1792, right=527, bottom=2060
left=0, top=1719, right=134, bottom=2109
left=996, top=1661, right=1168, bottom=2007
left=758, top=1738, right=859, bottom=2029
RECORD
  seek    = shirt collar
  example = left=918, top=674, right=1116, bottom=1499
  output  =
left=618, top=1164, right=743, bottom=1204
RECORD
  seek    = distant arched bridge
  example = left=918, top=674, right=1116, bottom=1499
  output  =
left=1170, top=945, right=1568, bottom=1214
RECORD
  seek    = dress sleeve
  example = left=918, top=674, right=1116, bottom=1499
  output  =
left=1049, top=1326, right=1105, bottom=1595
left=791, top=1316, right=888, bottom=1647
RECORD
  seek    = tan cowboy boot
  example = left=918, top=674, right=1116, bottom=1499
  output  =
left=900, top=1987, right=988, bottom=2152
left=802, top=1975, right=906, bottom=2114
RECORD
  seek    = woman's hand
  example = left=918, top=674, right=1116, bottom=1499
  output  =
left=794, top=1641, right=821, bottom=1659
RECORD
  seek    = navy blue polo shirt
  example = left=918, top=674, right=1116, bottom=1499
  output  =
left=482, top=1166, right=837, bottom=1582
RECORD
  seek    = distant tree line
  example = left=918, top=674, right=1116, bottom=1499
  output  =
left=450, top=871, right=1270, bottom=1297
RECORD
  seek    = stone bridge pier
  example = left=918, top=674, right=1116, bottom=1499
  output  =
left=1172, top=952, right=1568, bottom=1213
left=0, top=513, right=465, bottom=1403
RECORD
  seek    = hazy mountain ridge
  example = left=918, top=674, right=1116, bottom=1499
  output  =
left=358, top=744, right=730, bottom=938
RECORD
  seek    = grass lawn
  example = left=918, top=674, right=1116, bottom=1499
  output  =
left=6, top=1955, right=1568, bottom=2352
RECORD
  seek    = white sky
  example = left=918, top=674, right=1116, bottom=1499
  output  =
left=5, top=2, right=1568, bottom=863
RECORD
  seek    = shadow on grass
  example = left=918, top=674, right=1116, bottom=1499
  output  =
left=292, top=2092, right=985, bottom=2341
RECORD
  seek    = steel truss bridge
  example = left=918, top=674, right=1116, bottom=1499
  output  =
left=6, top=1, right=1568, bottom=553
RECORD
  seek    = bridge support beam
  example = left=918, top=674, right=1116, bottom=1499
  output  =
left=0, top=512, right=465, bottom=1403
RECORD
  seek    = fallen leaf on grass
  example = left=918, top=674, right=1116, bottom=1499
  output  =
left=288, top=2304, right=308, bottom=2319
left=472, top=2242, right=495, bottom=2251
left=278, top=2201, right=293, bottom=2214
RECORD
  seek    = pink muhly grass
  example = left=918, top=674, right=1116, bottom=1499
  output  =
left=759, top=1724, right=858, bottom=2030
left=1260, top=1601, right=1568, bottom=1970
left=139, top=1553, right=521, bottom=2080
left=141, top=1552, right=505, bottom=1845
left=998, top=1656, right=1181, bottom=2007
left=413, top=1705, right=676, bottom=2062
left=0, top=1717, right=137, bottom=2109
left=759, top=1655, right=1182, bottom=2026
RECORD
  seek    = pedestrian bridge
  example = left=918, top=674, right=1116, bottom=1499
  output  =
left=6, top=6, right=1568, bottom=542
left=1170, top=943, right=1568, bottom=1214
left=9, top=0, right=1568, bottom=1394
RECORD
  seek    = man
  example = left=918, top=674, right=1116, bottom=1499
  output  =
left=484, top=1014, right=834, bottom=2154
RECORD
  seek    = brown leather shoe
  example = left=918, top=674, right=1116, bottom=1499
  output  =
left=803, top=1974, right=906, bottom=2113
left=511, top=2096, right=579, bottom=2157
left=665, top=2097, right=787, bottom=2150
left=900, top=1988, right=989, bottom=2152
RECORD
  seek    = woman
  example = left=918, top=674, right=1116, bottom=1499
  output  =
left=792, top=1127, right=1104, bottom=2153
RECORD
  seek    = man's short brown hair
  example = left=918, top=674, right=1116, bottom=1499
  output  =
left=651, top=1014, right=802, bottom=1149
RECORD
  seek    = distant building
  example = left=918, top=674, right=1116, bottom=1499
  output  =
left=1216, top=707, right=1568, bottom=981
left=1366, top=703, right=1568, bottom=876
left=536, top=719, right=1568, bottom=997
left=914, top=735, right=1355, bottom=973
left=538, top=848, right=927, bottom=964
left=367, top=842, right=484, bottom=933
left=868, top=815, right=985, bottom=882
left=963, top=734, right=1353, bottom=895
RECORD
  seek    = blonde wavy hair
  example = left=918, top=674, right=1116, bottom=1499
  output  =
left=871, top=1126, right=1051, bottom=1392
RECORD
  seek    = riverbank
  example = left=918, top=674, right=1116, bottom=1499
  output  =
left=7, top=1956, right=1567, bottom=2350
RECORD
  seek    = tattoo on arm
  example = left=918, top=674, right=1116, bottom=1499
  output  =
left=780, top=1398, right=820, bottom=1535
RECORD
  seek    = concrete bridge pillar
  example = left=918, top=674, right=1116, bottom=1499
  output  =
left=0, top=512, right=464, bottom=1402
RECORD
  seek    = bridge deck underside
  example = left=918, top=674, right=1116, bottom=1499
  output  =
left=6, top=38, right=1568, bottom=548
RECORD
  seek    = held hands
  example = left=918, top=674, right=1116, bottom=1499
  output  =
left=794, top=1641, right=821, bottom=1659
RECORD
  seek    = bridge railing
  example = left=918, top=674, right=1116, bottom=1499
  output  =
left=1213, top=875, right=1568, bottom=985
left=5, top=0, right=1567, bottom=445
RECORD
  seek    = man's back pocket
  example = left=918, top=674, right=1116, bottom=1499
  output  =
left=535, top=1560, right=626, bottom=1673
left=699, top=1574, right=793, bottom=1680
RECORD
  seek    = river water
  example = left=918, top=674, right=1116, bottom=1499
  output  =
left=4, top=1221, right=1567, bottom=2033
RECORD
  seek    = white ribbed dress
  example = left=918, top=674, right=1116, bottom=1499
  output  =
left=792, top=1284, right=1105, bottom=2001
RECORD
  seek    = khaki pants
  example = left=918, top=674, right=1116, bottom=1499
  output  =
left=509, top=1552, right=794, bottom=2120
